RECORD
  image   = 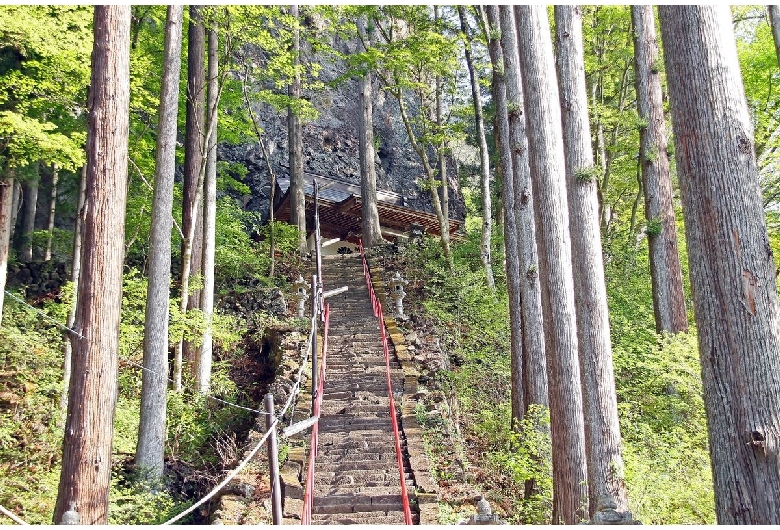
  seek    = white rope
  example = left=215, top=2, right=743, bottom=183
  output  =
left=3, top=290, right=85, bottom=339
left=5, top=289, right=319, bottom=526
left=0, top=504, right=29, bottom=526
left=161, top=418, right=277, bottom=525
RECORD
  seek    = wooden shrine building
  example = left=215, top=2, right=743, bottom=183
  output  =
left=273, top=173, right=462, bottom=255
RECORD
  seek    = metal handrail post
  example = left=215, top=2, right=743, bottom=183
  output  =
left=311, top=273, right=319, bottom=414
left=265, top=393, right=283, bottom=525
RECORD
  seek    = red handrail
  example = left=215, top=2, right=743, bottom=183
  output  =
left=301, top=303, right=330, bottom=524
left=359, top=239, right=413, bottom=525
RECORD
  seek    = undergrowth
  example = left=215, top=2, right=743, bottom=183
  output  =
left=397, top=225, right=714, bottom=524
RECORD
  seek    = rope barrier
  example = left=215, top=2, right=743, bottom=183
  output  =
left=3, top=290, right=85, bottom=339
left=162, top=417, right=278, bottom=525
left=0, top=504, right=29, bottom=526
left=3, top=257, right=323, bottom=526
left=5, top=288, right=275, bottom=416
left=359, top=240, right=413, bottom=525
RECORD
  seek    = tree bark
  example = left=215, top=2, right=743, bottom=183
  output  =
left=461, top=6, right=495, bottom=291
left=9, top=179, right=20, bottom=244
left=394, top=88, right=453, bottom=268
left=515, top=5, right=588, bottom=524
left=632, top=5, right=688, bottom=334
left=44, top=164, right=58, bottom=261
left=288, top=4, right=307, bottom=255
left=199, top=24, right=218, bottom=395
left=60, top=165, right=87, bottom=417
left=54, top=6, right=130, bottom=524
left=768, top=6, right=780, bottom=68
left=135, top=5, right=182, bottom=481
left=434, top=7, right=450, bottom=258
left=485, top=6, right=523, bottom=423
left=0, top=175, right=14, bottom=326
left=659, top=5, right=780, bottom=524
left=502, top=6, right=548, bottom=418
left=357, top=15, right=384, bottom=248
left=555, top=5, right=630, bottom=521
left=20, top=171, right=39, bottom=261
left=177, top=4, right=206, bottom=389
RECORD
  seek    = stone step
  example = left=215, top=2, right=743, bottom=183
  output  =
left=310, top=511, right=412, bottom=525
left=314, top=485, right=413, bottom=499
left=318, top=419, right=396, bottom=433
left=311, top=493, right=405, bottom=515
left=320, top=403, right=393, bottom=415
left=313, top=470, right=414, bottom=486
left=315, top=461, right=412, bottom=474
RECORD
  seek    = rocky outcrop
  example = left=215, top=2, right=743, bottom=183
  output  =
left=219, top=31, right=466, bottom=226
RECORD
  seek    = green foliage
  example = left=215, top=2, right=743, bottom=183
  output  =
left=616, top=331, right=714, bottom=523
left=645, top=217, right=662, bottom=237
left=0, top=298, right=66, bottom=524
left=574, top=165, right=601, bottom=183
left=0, top=5, right=91, bottom=171
left=108, top=479, right=193, bottom=525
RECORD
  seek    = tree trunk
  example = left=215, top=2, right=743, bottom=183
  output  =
left=435, top=7, right=450, bottom=258
left=515, top=5, right=588, bottom=524
left=394, top=90, right=453, bottom=268
left=500, top=8, right=549, bottom=417
left=135, top=5, right=182, bottom=481
left=44, top=164, right=59, bottom=261
left=659, top=5, right=780, bottom=524
left=177, top=4, right=206, bottom=389
left=768, top=6, right=780, bottom=67
left=20, top=171, right=39, bottom=261
left=54, top=6, right=130, bottom=524
left=460, top=6, right=495, bottom=291
left=0, top=175, right=14, bottom=326
left=60, top=165, right=87, bottom=417
left=633, top=5, right=688, bottom=334
left=288, top=4, right=307, bottom=255
left=199, top=24, right=218, bottom=395
left=485, top=6, right=524, bottom=422
left=555, top=5, right=630, bottom=521
left=9, top=179, right=20, bottom=243
left=357, top=15, right=384, bottom=248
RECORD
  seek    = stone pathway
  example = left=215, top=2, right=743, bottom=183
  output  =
left=306, top=254, right=417, bottom=525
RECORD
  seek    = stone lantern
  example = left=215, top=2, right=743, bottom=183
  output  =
left=388, top=271, right=409, bottom=318
left=289, top=275, right=311, bottom=317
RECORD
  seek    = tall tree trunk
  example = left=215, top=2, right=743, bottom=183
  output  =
left=44, top=164, right=59, bottom=261
left=20, top=171, right=39, bottom=261
left=54, top=6, right=130, bottom=524
left=0, top=175, right=14, bottom=326
left=500, top=8, right=549, bottom=418
left=135, top=5, right=182, bottom=481
left=515, top=5, right=588, bottom=524
left=768, top=5, right=780, bottom=67
left=394, top=90, right=453, bottom=268
left=60, top=166, right=87, bottom=417
left=633, top=5, right=688, bottom=334
left=460, top=6, right=495, bottom=291
left=288, top=4, right=307, bottom=255
left=176, top=5, right=206, bottom=390
left=199, top=24, right=218, bottom=395
left=357, top=15, right=384, bottom=248
left=485, top=7, right=524, bottom=422
left=660, top=6, right=780, bottom=524
left=555, top=5, right=630, bottom=522
left=434, top=7, right=450, bottom=257
left=9, top=179, right=20, bottom=243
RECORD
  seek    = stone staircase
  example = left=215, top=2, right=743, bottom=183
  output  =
left=307, top=254, right=418, bottom=525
